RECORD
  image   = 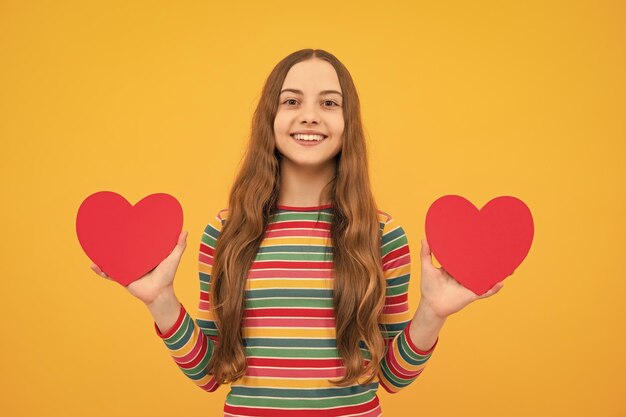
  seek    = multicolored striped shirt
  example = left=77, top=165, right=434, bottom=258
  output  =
left=154, top=203, right=438, bottom=416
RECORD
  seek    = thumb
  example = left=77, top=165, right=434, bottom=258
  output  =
left=420, top=238, right=433, bottom=268
left=170, top=230, right=188, bottom=259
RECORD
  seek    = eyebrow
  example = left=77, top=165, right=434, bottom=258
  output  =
left=280, top=88, right=343, bottom=97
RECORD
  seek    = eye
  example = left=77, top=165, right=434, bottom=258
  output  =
left=281, top=98, right=340, bottom=107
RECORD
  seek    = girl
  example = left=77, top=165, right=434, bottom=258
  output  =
left=91, top=48, right=505, bottom=416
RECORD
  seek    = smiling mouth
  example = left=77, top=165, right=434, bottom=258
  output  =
left=290, top=133, right=328, bottom=142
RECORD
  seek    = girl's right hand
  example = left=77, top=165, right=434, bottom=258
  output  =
left=90, top=230, right=189, bottom=305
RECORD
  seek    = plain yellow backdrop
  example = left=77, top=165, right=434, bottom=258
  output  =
left=1, top=0, right=624, bottom=416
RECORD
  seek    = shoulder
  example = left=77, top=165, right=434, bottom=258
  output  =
left=376, top=208, right=410, bottom=255
left=376, top=210, right=392, bottom=225
left=217, top=207, right=229, bottom=224
left=376, top=209, right=393, bottom=228
left=207, top=208, right=401, bottom=237
left=204, top=207, right=229, bottom=235
left=376, top=209, right=406, bottom=237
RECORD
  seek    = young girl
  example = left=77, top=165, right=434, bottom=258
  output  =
left=92, top=48, right=505, bottom=416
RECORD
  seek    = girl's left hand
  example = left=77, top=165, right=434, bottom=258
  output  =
left=419, top=238, right=508, bottom=320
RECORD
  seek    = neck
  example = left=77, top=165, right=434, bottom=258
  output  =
left=277, top=159, right=336, bottom=206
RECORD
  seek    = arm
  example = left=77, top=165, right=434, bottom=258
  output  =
left=147, top=289, right=182, bottom=339
left=408, top=302, right=446, bottom=352
left=152, top=209, right=228, bottom=393
left=405, top=235, right=507, bottom=348
left=376, top=214, right=439, bottom=394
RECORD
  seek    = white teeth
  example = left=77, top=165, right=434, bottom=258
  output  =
left=292, top=134, right=326, bottom=141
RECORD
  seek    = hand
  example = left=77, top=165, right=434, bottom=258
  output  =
left=418, top=238, right=507, bottom=319
left=90, top=230, right=188, bottom=305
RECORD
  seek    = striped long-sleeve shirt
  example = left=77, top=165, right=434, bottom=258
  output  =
left=154, top=203, right=438, bottom=416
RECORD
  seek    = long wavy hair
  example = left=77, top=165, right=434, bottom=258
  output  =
left=208, top=48, right=386, bottom=387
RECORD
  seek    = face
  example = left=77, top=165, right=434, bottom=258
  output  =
left=273, top=58, right=344, bottom=169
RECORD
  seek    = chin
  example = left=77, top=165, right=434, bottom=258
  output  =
left=281, top=155, right=328, bottom=166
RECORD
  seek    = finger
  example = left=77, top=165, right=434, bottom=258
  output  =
left=420, top=238, right=434, bottom=268
left=91, top=263, right=111, bottom=280
left=478, top=282, right=504, bottom=299
left=476, top=289, right=492, bottom=299
left=169, top=230, right=188, bottom=260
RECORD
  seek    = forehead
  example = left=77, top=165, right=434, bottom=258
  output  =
left=281, top=59, right=342, bottom=93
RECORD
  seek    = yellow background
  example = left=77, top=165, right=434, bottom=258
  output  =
left=1, top=1, right=624, bottom=416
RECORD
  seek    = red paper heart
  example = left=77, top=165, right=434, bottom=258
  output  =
left=425, top=195, right=533, bottom=295
left=76, top=191, right=183, bottom=287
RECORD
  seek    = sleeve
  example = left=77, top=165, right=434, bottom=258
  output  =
left=377, top=214, right=439, bottom=394
left=153, top=209, right=227, bottom=393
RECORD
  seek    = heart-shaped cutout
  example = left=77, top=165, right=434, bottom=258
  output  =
left=76, top=191, right=183, bottom=287
left=425, top=195, right=534, bottom=295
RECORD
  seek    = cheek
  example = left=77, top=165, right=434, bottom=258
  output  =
left=334, top=114, right=345, bottom=132
left=273, top=114, right=289, bottom=149
left=335, top=121, right=345, bottom=138
left=273, top=112, right=288, bottom=134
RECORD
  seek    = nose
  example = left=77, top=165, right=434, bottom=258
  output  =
left=299, top=101, right=320, bottom=124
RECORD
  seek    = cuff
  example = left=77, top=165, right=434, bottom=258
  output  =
left=404, top=319, right=439, bottom=355
left=154, top=304, right=187, bottom=339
